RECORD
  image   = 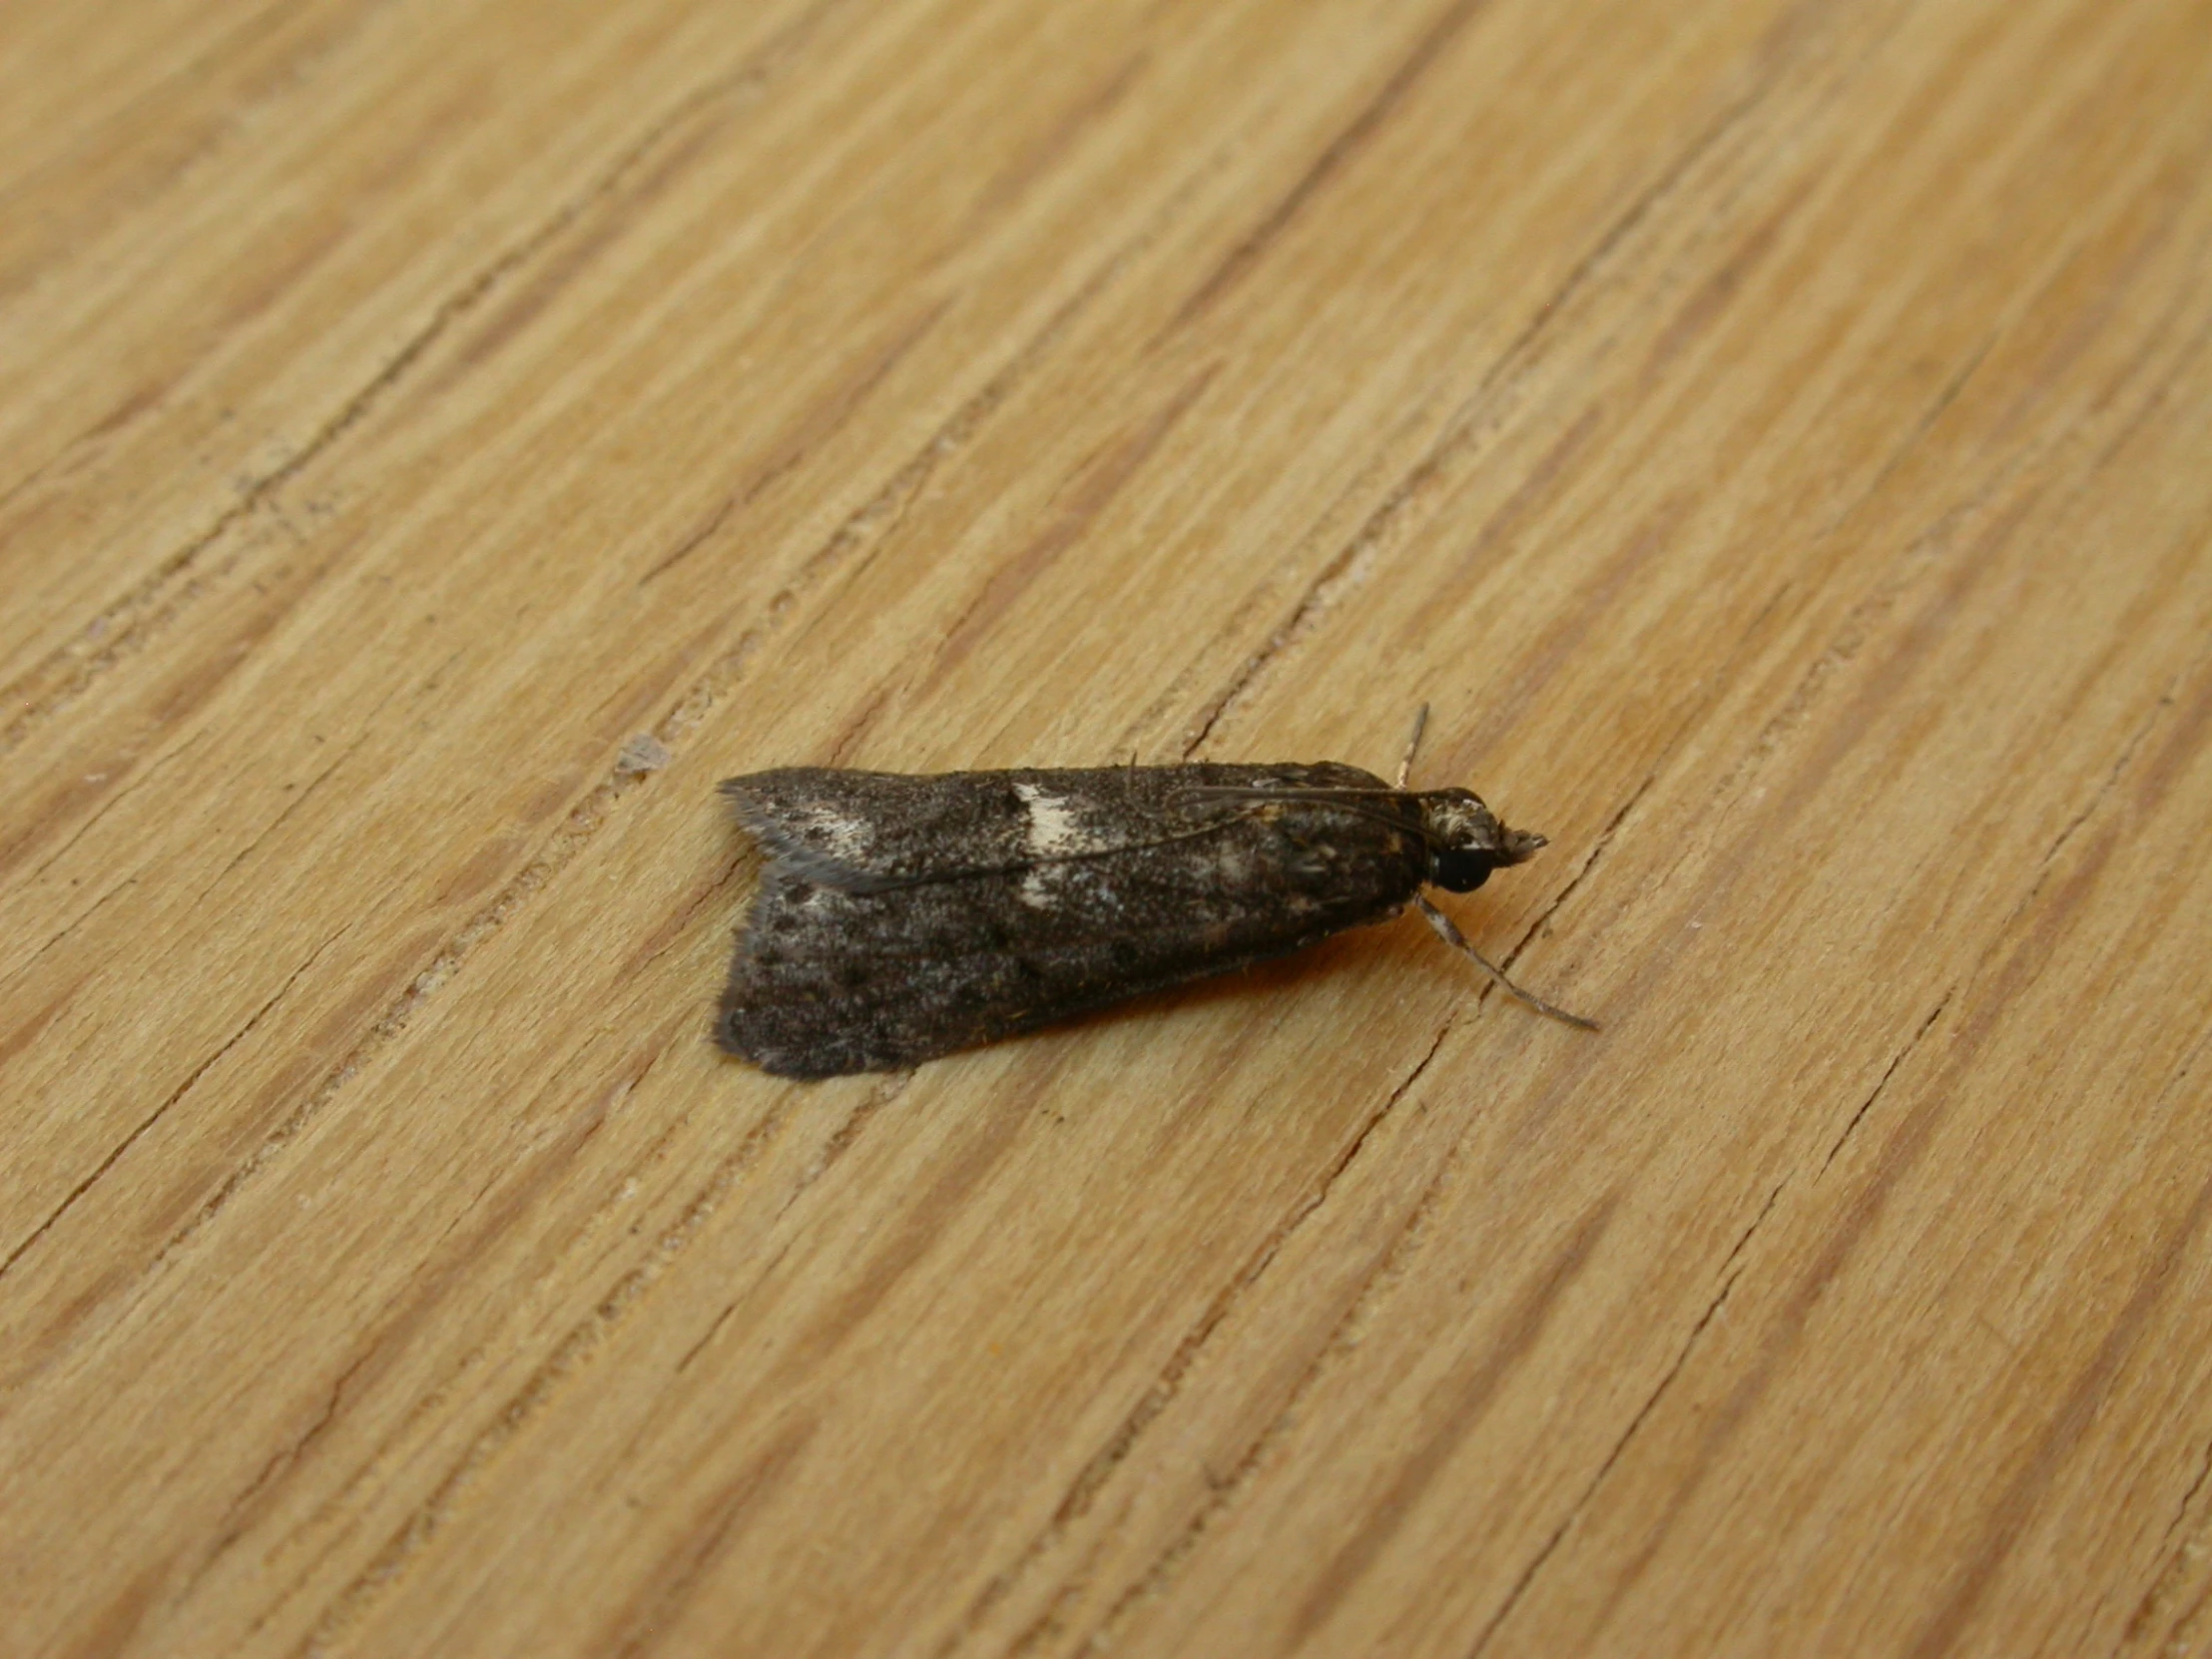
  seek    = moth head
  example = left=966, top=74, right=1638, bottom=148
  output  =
left=1415, top=789, right=1546, bottom=892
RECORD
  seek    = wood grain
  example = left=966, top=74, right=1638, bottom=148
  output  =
left=4, top=0, right=2210, bottom=1654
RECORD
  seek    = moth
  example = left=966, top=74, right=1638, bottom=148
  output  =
left=717, top=710, right=1593, bottom=1078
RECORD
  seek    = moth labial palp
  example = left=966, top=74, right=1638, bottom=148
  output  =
left=715, top=718, right=1595, bottom=1078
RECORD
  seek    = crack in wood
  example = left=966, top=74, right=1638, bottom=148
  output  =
left=0, top=923, right=346, bottom=1286
left=1817, top=988, right=1954, bottom=1178
left=953, top=1016, right=1458, bottom=1657
left=1463, top=1175, right=1786, bottom=1655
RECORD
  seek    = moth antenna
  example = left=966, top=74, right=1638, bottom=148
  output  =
left=1413, top=895, right=1598, bottom=1031
left=1397, top=703, right=1429, bottom=789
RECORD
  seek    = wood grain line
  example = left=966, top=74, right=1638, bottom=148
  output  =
left=1465, top=1177, right=1791, bottom=1657
left=1906, top=1164, right=2212, bottom=1658
left=0, top=0, right=846, bottom=760
left=286, top=1086, right=805, bottom=1657
left=1166, top=0, right=1494, bottom=332
left=0, top=923, right=343, bottom=1283
left=1589, top=829, right=2125, bottom=1634
left=961, top=1013, right=1459, bottom=1657
left=600, top=1414, right=822, bottom=1659
left=922, top=360, right=1220, bottom=694
left=1288, top=1195, right=1619, bottom=1644
left=1182, top=51, right=1793, bottom=754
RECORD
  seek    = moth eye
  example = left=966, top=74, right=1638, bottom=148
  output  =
left=1430, top=848, right=1494, bottom=891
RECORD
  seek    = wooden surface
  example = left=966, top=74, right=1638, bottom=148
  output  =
left=5, top=1, right=2211, bottom=1654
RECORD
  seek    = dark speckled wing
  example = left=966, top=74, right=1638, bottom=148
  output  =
left=718, top=763, right=1426, bottom=1077
left=720, top=764, right=1395, bottom=890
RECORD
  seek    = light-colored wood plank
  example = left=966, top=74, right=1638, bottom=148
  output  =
left=4, top=0, right=2210, bottom=1655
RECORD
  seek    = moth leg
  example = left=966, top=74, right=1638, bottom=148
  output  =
left=1413, top=894, right=1598, bottom=1031
left=1396, top=703, right=1430, bottom=789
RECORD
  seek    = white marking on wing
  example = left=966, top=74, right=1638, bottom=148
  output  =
left=1014, top=783, right=1090, bottom=856
left=799, top=805, right=870, bottom=860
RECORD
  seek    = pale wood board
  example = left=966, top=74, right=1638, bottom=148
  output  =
left=4, top=1, right=2211, bottom=1654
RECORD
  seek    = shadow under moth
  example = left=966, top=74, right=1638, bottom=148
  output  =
left=717, top=710, right=1594, bottom=1078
